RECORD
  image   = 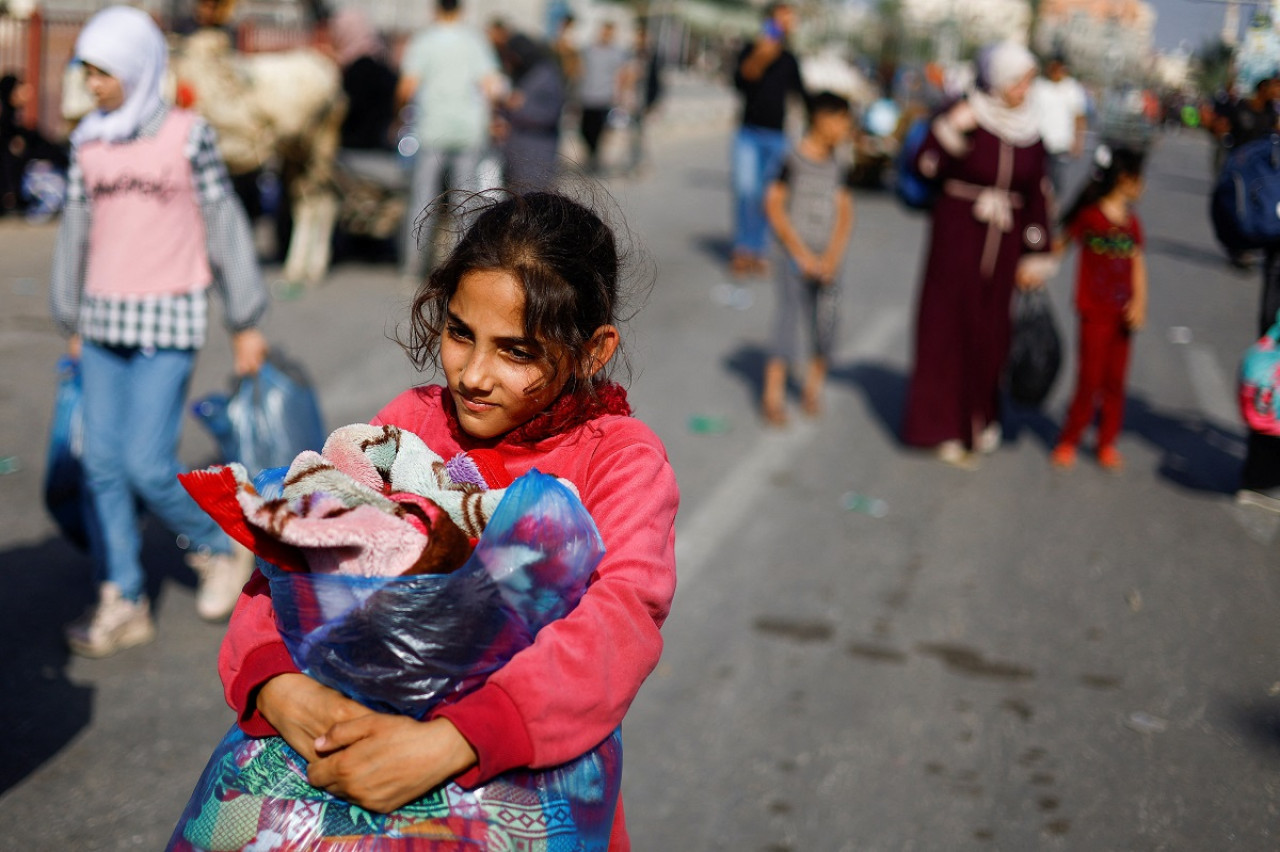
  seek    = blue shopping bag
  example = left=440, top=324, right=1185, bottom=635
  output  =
left=43, top=357, right=92, bottom=550
left=190, top=355, right=325, bottom=476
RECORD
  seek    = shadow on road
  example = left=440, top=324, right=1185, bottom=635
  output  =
left=819, top=362, right=1243, bottom=494
left=0, top=524, right=197, bottom=795
left=1228, top=697, right=1280, bottom=757
left=1122, top=394, right=1244, bottom=495
left=827, top=360, right=908, bottom=443
left=723, top=343, right=770, bottom=408
left=1000, top=398, right=1061, bottom=450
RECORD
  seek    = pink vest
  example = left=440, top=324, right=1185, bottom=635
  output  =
left=78, top=109, right=212, bottom=298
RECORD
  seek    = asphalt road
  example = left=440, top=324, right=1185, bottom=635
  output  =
left=1, top=79, right=1277, bottom=851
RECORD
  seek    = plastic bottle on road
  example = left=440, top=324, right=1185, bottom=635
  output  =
left=842, top=492, right=888, bottom=518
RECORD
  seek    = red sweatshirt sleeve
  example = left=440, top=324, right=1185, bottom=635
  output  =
left=433, top=421, right=679, bottom=783
left=218, top=569, right=299, bottom=735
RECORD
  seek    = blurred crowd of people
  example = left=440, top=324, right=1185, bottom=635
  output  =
left=729, top=1, right=1279, bottom=509
left=319, top=0, right=663, bottom=273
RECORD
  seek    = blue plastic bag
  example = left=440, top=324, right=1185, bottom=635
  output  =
left=22, top=160, right=68, bottom=224
left=43, top=357, right=92, bottom=551
left=168, top=470, right=621, bottom=851
left=191, top=356, right=325, bottom=476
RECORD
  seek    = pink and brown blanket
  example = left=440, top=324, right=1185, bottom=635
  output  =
left=179, top=422, right=568, bottom=579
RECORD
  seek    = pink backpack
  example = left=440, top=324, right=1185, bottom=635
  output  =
left=1240, top=313, right=1280, bottom=435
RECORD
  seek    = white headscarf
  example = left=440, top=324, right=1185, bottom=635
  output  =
left=968, top=40, right=1040, bottom=148
left=70, top=6, right=168, bottom=146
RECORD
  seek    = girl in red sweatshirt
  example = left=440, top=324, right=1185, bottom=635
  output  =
left=1051, top=146, right=1147, bottom=472
left=212, top=191, right=678, bottom=849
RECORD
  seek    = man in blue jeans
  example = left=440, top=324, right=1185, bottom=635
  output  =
left=731, top=2, right=808, bottom=276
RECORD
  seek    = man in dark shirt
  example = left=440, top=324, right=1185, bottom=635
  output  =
left=730, top=2, right=807, bottom=276
left=1223, top=76, right=1278, bottom=150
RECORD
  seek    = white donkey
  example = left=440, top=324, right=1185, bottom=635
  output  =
left=171, top=29, right=346, bottom=286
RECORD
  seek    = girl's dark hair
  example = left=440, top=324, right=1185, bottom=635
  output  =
left=1060, top=145, right=1145, bottom=229
left=402, top=190, right=638, bottom=393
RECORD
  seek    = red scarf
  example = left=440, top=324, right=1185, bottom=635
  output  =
left=443, top=381, right=633, bottom=447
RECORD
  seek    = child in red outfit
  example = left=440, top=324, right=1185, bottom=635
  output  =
left=215, top=191, right=678, bottom=849
left=1051, top=146, right=1147, bottom=471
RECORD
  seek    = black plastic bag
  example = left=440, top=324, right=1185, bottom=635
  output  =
left=1007, top=288, right=1062, bottom=408
left=190, top=353, right=325, bottom=476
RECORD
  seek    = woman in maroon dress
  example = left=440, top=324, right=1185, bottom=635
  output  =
left=901, top=42, right=1054, bottom=468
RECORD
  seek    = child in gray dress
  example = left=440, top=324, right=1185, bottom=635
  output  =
left=761, top=91, right=856, bottom=424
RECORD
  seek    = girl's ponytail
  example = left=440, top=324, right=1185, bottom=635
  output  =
left=1060, top=144, right=1145, bottom=229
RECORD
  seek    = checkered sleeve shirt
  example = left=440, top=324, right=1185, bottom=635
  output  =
left=48, top=106, right=267, bottom=350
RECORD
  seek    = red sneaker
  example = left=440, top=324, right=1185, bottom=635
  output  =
left=1049, top=443, right=1077, bottom=469
left=1097, top=445, right=1124, bottom=472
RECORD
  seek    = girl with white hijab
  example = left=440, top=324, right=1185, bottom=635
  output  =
left=50, top=5, right=271, bottom=657
left=900, top=40, right=1053, bottom=469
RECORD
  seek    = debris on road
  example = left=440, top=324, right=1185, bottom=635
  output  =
left=842, top=491, right=888, bottom=518
left=688, top=414, right=731, bottom=434
left=1125, top=588, right=1143, bottom=612
left=1125, top=711, right=1168, bottom=734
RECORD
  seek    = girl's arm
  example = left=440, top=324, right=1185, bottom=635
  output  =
left=819, top=186, right=855, bottom=284
left=1126, top=248, right=1147, bottom=330
left=218, top=574, right=381, bottom=767
left=49, top=152, right=89, bottom=341
left=432, top=423, right=679, bottom=784
left=764, top=178, right=820, bottom=277
left=188, top=117, right=269, bottom=374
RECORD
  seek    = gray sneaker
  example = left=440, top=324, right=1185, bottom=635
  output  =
left=1236, top=487, right=1280, bottom=514
left=187, top=542, right=254, bottom=621
left=66, top=583, right=156, bottom=658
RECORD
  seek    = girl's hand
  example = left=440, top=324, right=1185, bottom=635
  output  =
left=308, top=716, right=478, bottom=813
left=232, top=328, right=269, bottom=376
left=255, top=673, right=371, bottom=764
left=797, top=251, right=823, bottom=281
left=68, top=334, right=82, bottom=361
left=1125, top=299, right=1146, bottom=330
left=816, top=253, right=842, bottom=285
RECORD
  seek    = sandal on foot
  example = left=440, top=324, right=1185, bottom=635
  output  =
left=937, top=440, right=979, bottom=470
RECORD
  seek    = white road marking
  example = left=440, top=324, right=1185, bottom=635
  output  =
left=674, top=306, right=909, bottom=584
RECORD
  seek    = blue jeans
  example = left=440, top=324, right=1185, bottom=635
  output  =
left=731, top=124, right=788, bottom=256
left=80, top=342, right=231, bottom=601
